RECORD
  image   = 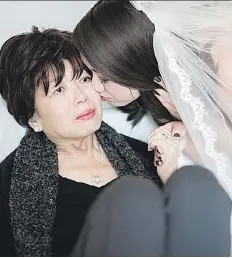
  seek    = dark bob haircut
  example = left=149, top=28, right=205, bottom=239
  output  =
left=73, top=0, right=175, bottom=126
left=0, top=27, right=83, bottom=127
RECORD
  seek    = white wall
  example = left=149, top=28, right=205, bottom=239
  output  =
left=0, top=1, right=96, bottom=47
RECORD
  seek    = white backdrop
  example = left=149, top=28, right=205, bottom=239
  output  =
left=0, top=1, right=96, bottom=47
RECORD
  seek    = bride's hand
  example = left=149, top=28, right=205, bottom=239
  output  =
left=148, top=122, right=187, bottom=183
left=154, top=77, right=181, bottom=120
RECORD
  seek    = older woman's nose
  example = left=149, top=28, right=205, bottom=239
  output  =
left=73, top=91, right=88, bottom=106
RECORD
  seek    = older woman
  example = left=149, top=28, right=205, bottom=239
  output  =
left=0, top=27, right=163, bottom=257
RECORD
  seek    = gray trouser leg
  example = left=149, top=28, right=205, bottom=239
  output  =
left=71, top=176, right=165, bottom=257
left=71, top=166, right=231, bottom=257
left=165, top=165, right=231, bottom=257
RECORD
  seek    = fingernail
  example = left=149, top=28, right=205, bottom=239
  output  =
left=154, top=90, right=160, bottom=96
left=173, top=133, right=180, bottom=138
left=157, top=148, right=161, bottom=154
left=154, top=93, right=163, bottom=102
left=155, top=89, right=163, bottom=95
left=154, top=76, right=161, bottom=83
left=156, top=160, right=163, bottom=166
left=158, top=156, right=162, bottom=161
left=154, top=94, right=161, bottom=100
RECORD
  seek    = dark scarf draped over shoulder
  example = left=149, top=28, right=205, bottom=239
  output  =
left=9, top=122, right=154, bottom=256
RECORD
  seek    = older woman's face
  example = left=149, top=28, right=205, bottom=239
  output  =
left=33, top=60, right=102, bottom=139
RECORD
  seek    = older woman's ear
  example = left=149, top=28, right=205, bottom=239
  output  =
left=28, top=115, right=42, bottom=132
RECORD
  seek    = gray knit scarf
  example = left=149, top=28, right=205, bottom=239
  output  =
left=9, top=122, right=153, bottom=256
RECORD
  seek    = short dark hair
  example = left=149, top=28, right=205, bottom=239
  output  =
left=73, top=0, right=174, bottom=126
left=0, top=26, right=83, bottom=127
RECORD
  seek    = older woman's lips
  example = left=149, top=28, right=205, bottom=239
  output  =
left=76, top=109, right=96, bottom=120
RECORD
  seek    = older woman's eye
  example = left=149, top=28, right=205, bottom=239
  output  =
left=80, top=76, right=92, bottom=83
left=54, top=86, right=65, bottom=94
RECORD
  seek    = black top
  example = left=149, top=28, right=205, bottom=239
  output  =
left=0, top=135, right=162, bottom=257
left=52, top=176, right=115, bottom=256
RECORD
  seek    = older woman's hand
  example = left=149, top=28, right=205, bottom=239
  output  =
left=148, top=122, right=187, bottom=183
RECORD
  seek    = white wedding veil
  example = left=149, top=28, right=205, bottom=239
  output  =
left=131, top=0, right=232, bottom=251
